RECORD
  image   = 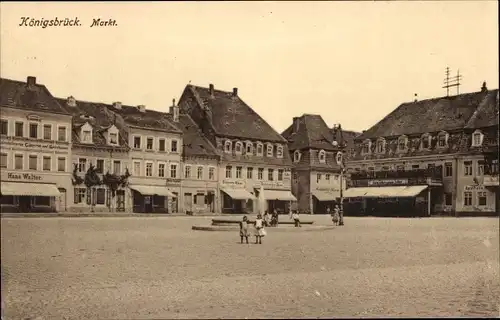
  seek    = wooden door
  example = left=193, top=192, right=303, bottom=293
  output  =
left=184, top=193, right=192, bottom=213
left=57, top=188, right=67, bottom=212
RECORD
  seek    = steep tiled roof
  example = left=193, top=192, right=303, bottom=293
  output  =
left=465, top=89, right=499, bottom=129
left=356, top=89, right=496, bottom=140
left=282, top=114, right=359, bottom=151
left=183, top=85, right=286, bottom=142
left=56, top=98, right=129, bottom=149
left=167, top=113, right=219, bottom=158
left=0, top=77, right=70, bottom=115
left=115, top=105, right=182, bottom=134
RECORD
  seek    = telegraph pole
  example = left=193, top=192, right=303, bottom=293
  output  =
left=442, top=67, right=462, bottom=96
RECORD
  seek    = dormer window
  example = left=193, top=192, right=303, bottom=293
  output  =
left=336, top=152, right=343, bottom=165
left=276, top=145, right=284, bottom=158
left=398, top=135, right=408, bottom=151
left=421, top=133, right=431, bottom=149
left=294, top=150, right=301, bottom=162
left=318, top=149, right=326, bottom=163
left=266, top=144, right=274, bottom=157
left=109, top=133, right=118, bottom=145
left=256, top=142, right=264, bottom=156
left=437, top=131, right=448, bottom=148
left=224, top=140, right=232, bottom=153
left=362, top=139, right=371, bottom=154
left=80, top=122, right=93, bottom=144
left=376, top=138, right=385, bottom=153
left=471, top=130, right=484, bottom=147
left=235, top=141, right=243, bottom=154
left=245, top=142, right=253, bottom=155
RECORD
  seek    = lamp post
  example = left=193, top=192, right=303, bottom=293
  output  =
left=332, top=124, right=345, bottom=226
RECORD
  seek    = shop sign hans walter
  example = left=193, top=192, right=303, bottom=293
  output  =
left=6, top=172, right=42, bottom=181
left=1, top=138, right=69, bottom=150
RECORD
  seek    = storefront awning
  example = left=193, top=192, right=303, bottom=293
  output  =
left=0, top=182, right=61, bottom=196
left=130, top=185, right=176, bottom=197
left=312, top=190, right=336, bottom=201
left=263, top=190, right=297, bottom=201
left=344, top=185, right=428, bottom=198
left=221, top=187, right=255, bottom=200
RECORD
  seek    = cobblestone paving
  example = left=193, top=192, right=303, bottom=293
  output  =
left=1, top=216, right=499, bottom=319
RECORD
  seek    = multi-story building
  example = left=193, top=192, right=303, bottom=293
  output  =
left=56, top=96, right=131, bottom=212
left=112, top=101, right=183, bottom=213
left=168, top=100, right=221, bottom=214
left=345, top=82, right=499, bottom=216
left=0, top=76, right=73, bottom=213
left=178, top=84, right=295, bottom=214
left=281, top=114, right=360, bottom=214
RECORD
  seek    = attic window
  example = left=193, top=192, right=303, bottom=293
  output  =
left=82, top=129, right=92, bottom=143
left=256, top=143, right=263, bottom=156
left=398, top=136, right=408, bottom=151
left=318, top=150, right=326, bottom=163
left=235, top=141, right=243, bottom=154
left=245, top=142, right=253, bottom=155
left=362, top=139, right=371, bottom=154
left=266, top=144, right=274, bottom=157
left=421, top=133, right=431, bottom=149
left=276, top=145, right=284, bottom=158
left=336, top=152, right=343, bottom=165
left=472, top=130, right=483, bottom=147
left=437, top=131, right=448, bottom=148
left=293, top=150, right=301, bottom=162
left=376, top=138, right=385, bottom=153
left=224, top=140, right=232, bottom=153
left=109, top=132, right=118, bottom=145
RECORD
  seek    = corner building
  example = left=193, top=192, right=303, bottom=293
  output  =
left=345, top=83, right=499, bottom=216
left=282, top=114, right=360, bottom=214
left=1, top=77, right=73, bottom=213
left=178, top=84, right=296, bottom=214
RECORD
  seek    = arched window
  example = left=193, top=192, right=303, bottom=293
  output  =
left=266, top=144, right=274, bottom=157
left=318, top=149, right=326, bottom=163
left=336, top=151, right=343, bottom=165
left=398, top=135, right=408, bottom=151
left=362, top=139, right=371, bottom=154
left=256, top=142, right=264, bottom=156
left=293, top=150, right=301, bottom=162
left=245, top=141, right=253, bottom=155
left=437, top=131, right=448, bottom=148
left=421, top=133, right=431, bottom=149
left=472, top=130, right=484, bottom=147
left=224, top=140, right=232, bottom=153
left=376, top=138, right=385, bottom=153
left=234, top=141, right=243, bottom=154
left=276, top=145, right=284, bottom=158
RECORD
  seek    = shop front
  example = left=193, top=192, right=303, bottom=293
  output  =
left=253, top=181, right=296, bottom=214
left=220, top=180, right=255, bottom=214
left=0, top=171, right=72, bottom=213
left=181, top=187, right=217, bottom=214
left=311, top=187, right=340, bottom=214
left=129, top=177, right=180, bottom=214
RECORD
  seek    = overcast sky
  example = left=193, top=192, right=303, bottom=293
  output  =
left=1, top=1, right=498, bottom=133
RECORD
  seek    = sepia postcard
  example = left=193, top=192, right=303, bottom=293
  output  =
left=0, top=1, right=499, bottom=319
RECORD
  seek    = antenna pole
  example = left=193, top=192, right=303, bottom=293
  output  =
left=442, top=67, right=462, bottom=97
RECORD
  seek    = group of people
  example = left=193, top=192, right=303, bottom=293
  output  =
left=239, top=214, right=266, bottom=244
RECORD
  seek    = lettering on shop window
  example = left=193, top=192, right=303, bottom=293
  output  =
left=464, top=185, right=485, bottom=191
left=7, top=172, right=42, bottom=181
left=0, top=139, right=69, bottom=150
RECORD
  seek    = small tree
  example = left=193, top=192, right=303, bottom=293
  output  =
left=103, top=168, right=131, bottom=212
left=84, top=164, right=102, bottom=212
left=71, top=163, right=84, bottom=186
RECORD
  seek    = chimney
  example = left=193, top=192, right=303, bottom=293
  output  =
left=27, top=76, right=36, bottom=88
left=137, top=105, right=146, bottom=113
left=209, top=84, right=215, bottom=97
left=292, top=117, right=300, bottom=133
left=481, top=81, right=488, bottom=93
left=67, top=96, right=77, bottom=107
left=414, top=93, right=418, bottom=102
left=112, top=101, right=122, bottom=110
left=171, top=98, right=179, bottom=122
left=232, top=88, right=238, bottom=97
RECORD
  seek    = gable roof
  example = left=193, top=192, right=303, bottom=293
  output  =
left=167, top=113, right=219, bottom=158
left=0, top=77, right=70, bottom=115
left=56, top=97, right=129, bottom=149
left=282, top=114, right=360, bottom=151
left=357, top=89, right=498, bottom=140
left=113, top=104, right=182, bottom=134
left=182, top=84, right=286, bottom=142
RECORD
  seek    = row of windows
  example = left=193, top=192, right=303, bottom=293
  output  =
left=132, top=136, right=179, bottom=153
left=0, top=119, right=68, bottom=142
left=74, top=187, right=107, bottom=205
left=184, top=165, right=216, bottom=180
left=223, top=140, right=284, bottom=158
left=293, top=150, right=343, bottom=164
left=225, top=166, right=286, bottom=181
left=363, top=130, right=487, bottom=155
left=77, top=158, right=124, bottom=175
left=80, top=127, right=118, bottom=146
left=442, top=192, right=490, bottom=206
left=315, top=173, right=341, bottom=183
left=0, top=152, right=66, bottom=172
left=0, top=196, right=50, bottom=206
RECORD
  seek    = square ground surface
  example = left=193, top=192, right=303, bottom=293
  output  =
left=1, top=216, right=499, bottom=319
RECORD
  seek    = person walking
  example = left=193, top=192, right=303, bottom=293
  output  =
left=292, top=210, right=301, bottom=227
left=332, top=205, right=340, bottom=226
left=263, top=210, right=270, bottom=227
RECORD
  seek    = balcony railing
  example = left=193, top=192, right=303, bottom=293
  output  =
left=350, top=165, right=443, bottom=181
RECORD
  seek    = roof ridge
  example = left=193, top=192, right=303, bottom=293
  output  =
left=182, top=113, right=219, bottom=154
left=465, top=90, right=499, bottom=129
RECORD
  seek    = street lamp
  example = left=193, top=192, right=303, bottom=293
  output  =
left=332, top=124, right=345, bottom=226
